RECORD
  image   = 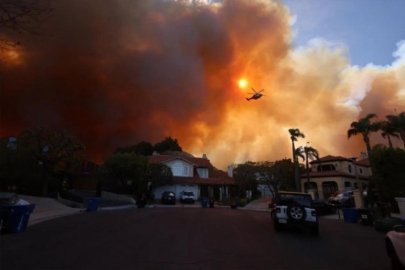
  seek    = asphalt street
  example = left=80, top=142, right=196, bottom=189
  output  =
left=0, top=208, right=390, bottom=270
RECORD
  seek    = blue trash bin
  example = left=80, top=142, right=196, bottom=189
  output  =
left=87, top=197, right=101, bottom=212
left=201, top=197, right=208, bottom=208
left=341, top=208, right=360, bottom=223
left=0, top=204, right=36, bottom=234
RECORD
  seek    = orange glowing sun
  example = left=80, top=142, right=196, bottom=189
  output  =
left=238, top=79, right=247, bottom=88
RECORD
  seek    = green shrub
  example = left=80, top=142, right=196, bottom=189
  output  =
left=238, top=198, right=248, bottom=207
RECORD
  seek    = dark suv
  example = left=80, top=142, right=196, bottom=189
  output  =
left=161, top=191, right=176, bottom=205
left=271, top=191, right=319, bottom=235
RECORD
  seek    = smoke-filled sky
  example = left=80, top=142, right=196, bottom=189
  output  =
left=1, top=0, right=404, bottom=169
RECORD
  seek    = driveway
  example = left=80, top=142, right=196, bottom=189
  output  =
left=0, top=208, right=390, bottom=269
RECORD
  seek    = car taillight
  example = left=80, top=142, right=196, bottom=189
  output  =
left=311, top=210, right=317, bottom=216
left=276, top=207, right=281, bottom=213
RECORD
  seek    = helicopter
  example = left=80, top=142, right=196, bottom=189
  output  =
left=246, top=88, right=265, bottom=101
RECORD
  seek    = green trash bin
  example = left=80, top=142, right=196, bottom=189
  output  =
left=0, top=204, right=36, bottom=234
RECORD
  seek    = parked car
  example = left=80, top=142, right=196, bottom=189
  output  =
left=385, top=225, right=405, bottom=269
left=271, top=191, right=319, bottom=235
left=161, top=191, right=176, bottom=205
left=179, top=191, right=195, bottom=203
left=327, top=189, right=355, bottom=207
left=312, top=199, right=334, bottom=215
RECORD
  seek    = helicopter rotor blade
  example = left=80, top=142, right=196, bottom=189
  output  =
left=258, top=89, right=265, bottom=93
left=251, top=87, right=257, bottom=93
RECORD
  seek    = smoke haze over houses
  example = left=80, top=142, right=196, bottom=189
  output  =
left=1, top=0, right=404, bottom=169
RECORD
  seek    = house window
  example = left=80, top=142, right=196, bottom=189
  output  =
left=197, top=168, right=208, bottom=178
left=359, top=168, right=363, bottom=174
left=172, top=162, right=188, bottom=176
left=172, top=162, right=183, bottom=176
left=348, top=165, right=352, bottom=173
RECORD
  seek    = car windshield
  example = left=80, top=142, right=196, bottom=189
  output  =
left=183, top=192, right=194, bottom=196
left=168, top=192, right=175, bottom=196
left=278, top=194, right=312, bottom=207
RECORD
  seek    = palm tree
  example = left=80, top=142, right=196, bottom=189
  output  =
left=379, top=118, right=400, bottom=148
left=385, top=111, right=405, bottom=148
left=296, top=146, right=320, bottom=191
left=347, top=113, right=380, bottom=156
left=289, top=128, right=305, bottom=191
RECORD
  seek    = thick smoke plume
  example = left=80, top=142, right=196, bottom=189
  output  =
left=1, top=0, right=404, bottom=169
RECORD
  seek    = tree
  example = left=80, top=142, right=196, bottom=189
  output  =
left=257, top=159, right=296, bottom=196
left=288, top=128, right=305, bottom=191
left=0, top=0, right=52, bottom=52
left=148, top=163, right=173, bottom=191
left=114, top=141, right=154, bottom=156
left=347, top=113, right=380, bottom=156
left=295, top=146, right=320, bottom=190
left=17, top=127, right=85, bottom=196
left=379, top=117, right=400, bottom=148
left=153, top=137, right=182, bottom=153
left=369, top=146, right=405, bottom=201
left=104, top=153, right=149, bottom=194
left=385, top=111, right=405, bottom=149
left=233, top=161, right=259, bottom=198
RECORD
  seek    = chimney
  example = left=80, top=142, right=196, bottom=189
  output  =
left=202, top=154, right=207, bottom=159
left=227, top=165, right=233, bottom=178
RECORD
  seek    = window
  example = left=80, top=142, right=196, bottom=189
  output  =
left=171, top=162, right=188, bottom=176
left=359, top=168, right=363, bottom=174
left=172, top=162, right=183, bottom=176
left=183, top=166, right=189, bottom=176
left=197, top=168, right=208, bottom=178
left=348, top=165, right=352, bottom=173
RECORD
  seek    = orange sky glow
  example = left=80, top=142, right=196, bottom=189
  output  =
left=0, top=0, right=404, bottom=169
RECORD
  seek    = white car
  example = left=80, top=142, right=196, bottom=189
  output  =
left=179, top=191, right=195, bottom=203
left=271, top=191, right=319, bottom=235
left=386, top=225, right=405, bottom=269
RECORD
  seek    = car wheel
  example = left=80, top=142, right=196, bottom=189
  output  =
left=286, top=204, right=306, bottom=222
left=386, top=238, right=404, bottom=269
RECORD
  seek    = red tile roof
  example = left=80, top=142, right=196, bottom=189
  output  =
left=149, top=154, right=213, bottom=168
left=172, top=176, right=236, bottom=185
left=300, top=170, right=370, bottom=180
left=309, top=155, right=370, bottom=167
left=356, top=158, right=370, bottom=166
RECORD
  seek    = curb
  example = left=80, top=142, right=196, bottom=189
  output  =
left=98, top=205, right=136, bottom=211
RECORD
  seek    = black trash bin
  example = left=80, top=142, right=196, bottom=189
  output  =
left=136, top=195, right=147, bottom=208
left=209, top=198, right=215, bottom=208
left=0, top=204, right=36, bottom=234
left=358, top=209, right=374, bottom=226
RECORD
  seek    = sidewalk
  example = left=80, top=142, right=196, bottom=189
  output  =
left=19, top=195, right=85, bottom=226
left=20, top=195, right=136, bottom=226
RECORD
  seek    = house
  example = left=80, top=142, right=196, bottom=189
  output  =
left=148, top=152, right=237, bottom=201
left=300, top=155, right=372, bottom=200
